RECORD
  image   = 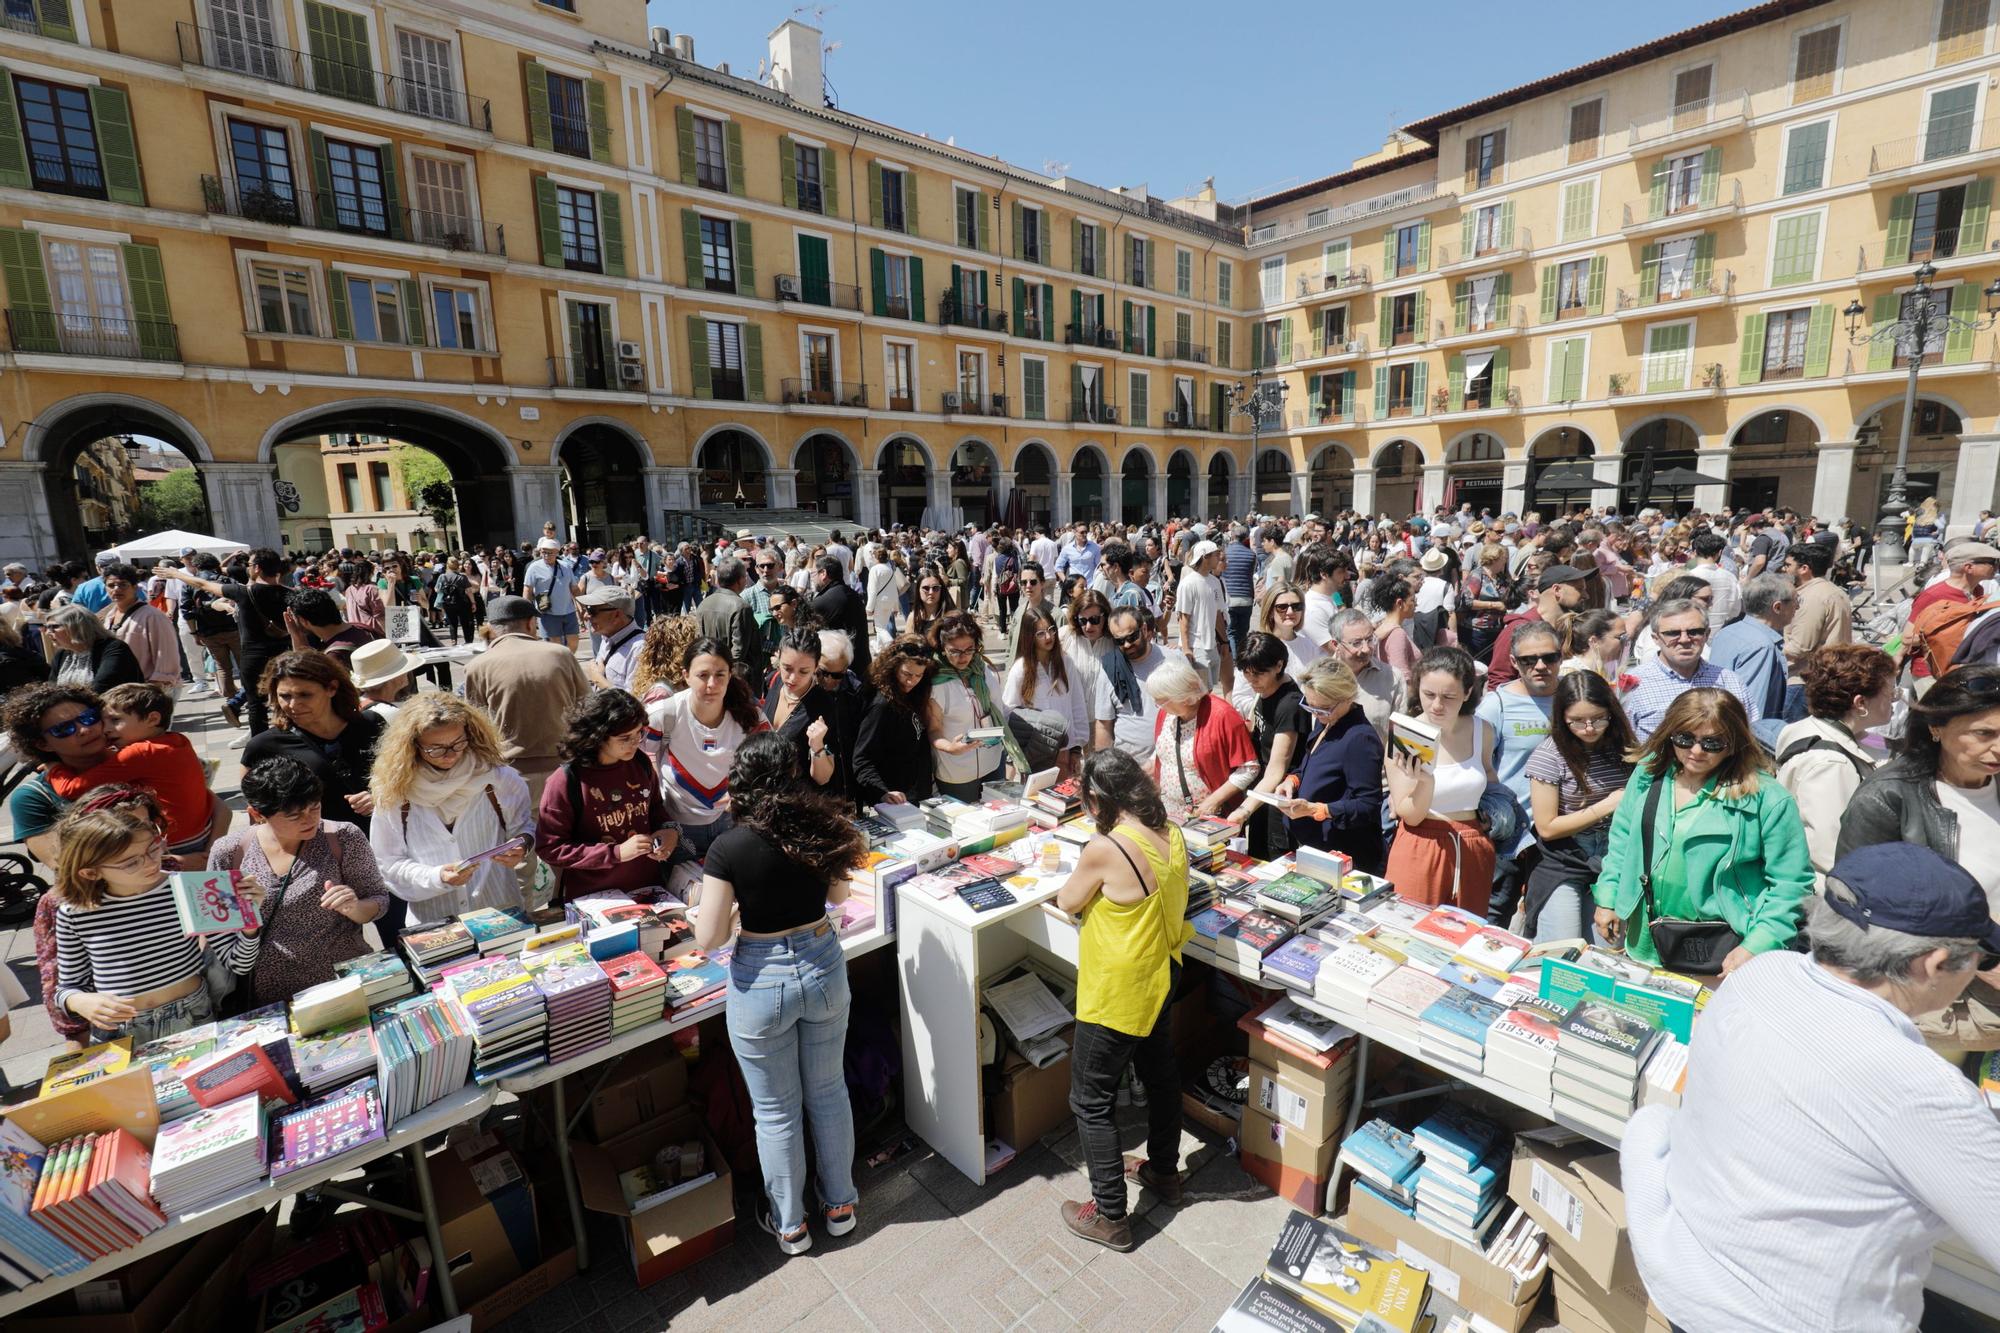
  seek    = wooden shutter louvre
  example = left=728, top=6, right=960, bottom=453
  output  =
left=1648, top=159, right=1670, bottom=220
left=1011, top=278, right=1026, bottom=337
left=907, top=255, right=925, bottom=322
left=673, top=106, right=695, bottom=184
left=536, top=178, right=564, bottom=267
left=1539, top=266, right=1558, bottom=324
left=1447, top=355, right=1466, bottom=412
left=36, top=0, right=75, bottom=41
left=822, top=148, right=838, bottom=215
left=0, top=72, right=28, bottom=190
left=779, top=136, right=797, bottom=210
left=122, top=242, right=174, bottom=359
left=679, top=208, right=702, bottom=285
left=1804, top=304, right=1835, bottom=377
left=685, top=315, right=711, bottom=397
left=1738, top=311, right=1767, bottom=384
left=89, top=87, right=145, bottom=206
left=1698, top=147, right=1720, bottom=208
left=869, top=248, right=887, bottom=316
left=731, top=218, right=753, bottom=296
left=1454, top=281, right=1470, bottom=335
left=399, top=277, right=424, bottom=346
left=868, top=162, right=883, bottom=228
left=1885, top=193, right=1916, bottom=265
left=1963, top=177, right=1994, bottom=250
left=585, top=79, right=612, bottom=164
left=1946, top=281, right=1981, bottom=362
left=724, top=121, right=746, bottom=197
left=1041, top=283, right=1053, bottom=341
left=1585, top=256, right=1606, bottom=316
left=1492, top=349, right=1510, bottom=400
left=327, top=269, right=352, bottom=340
left=1639, top=243, right=1661, bottom=305
left=1692, top=234, right=1715, bottom=291
left=743, top=324, right=765, bottom=400
left=1867, top=294, right=1898, bottom=371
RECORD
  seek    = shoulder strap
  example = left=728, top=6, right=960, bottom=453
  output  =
left=483, top=783, right=506, bottom=828
left=1101, top=829, right=1154, bottom=896
left=1638, top=774, right=1666, bottom=916
left=1777, top=735, right=1871, bottom=779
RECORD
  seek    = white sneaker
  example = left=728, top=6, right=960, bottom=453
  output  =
left=759, top=1205, right=812, bottom=1256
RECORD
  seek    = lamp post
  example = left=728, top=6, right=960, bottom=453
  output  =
left=1843, top=263, right=2000, bottom=564
left=1226, top=367, right=1288, bottom=519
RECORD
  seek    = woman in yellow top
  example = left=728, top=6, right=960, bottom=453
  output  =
left=1054, top=747, right=1193, bottom=1253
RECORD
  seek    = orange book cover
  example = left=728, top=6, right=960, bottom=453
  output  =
left=94, top=1128, right=166, bottom=1231
left=31, top=1138, right=100, bottom=1258
left=74, top=1133, right=142, bottom=1251
left=51, top=1134, right=121, bottom=1258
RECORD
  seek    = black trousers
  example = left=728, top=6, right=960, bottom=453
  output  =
left=238, top=646, right=275, bottom=735
left=1068, top=961, right=1183, bottom=1219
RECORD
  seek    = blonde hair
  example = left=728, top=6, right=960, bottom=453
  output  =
left=1296, top=657, right=1359, bottom=708
left=370, top=694, right=506, bottom=806
left=632, top=614, right=700, bottom=695
left=53, top=804, right=160, bottom=909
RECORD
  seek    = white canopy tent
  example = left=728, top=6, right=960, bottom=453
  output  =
left=107, top=528, right=250, bottom=561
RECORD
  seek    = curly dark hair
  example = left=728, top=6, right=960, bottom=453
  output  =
left=726, top=732, right=866, bottom=881
left=1082, top=747, right=1167, bottom=833
left=932, top=611, right=982, bottom=652
left=5, top=683, right=102, bottom=762
left=1803, top=643, right=1897, bottom=720
left=241, top=756, right=326, bottom=816
left=259, top=649, right=363, bottom=724
left=869, top=637, right=937, bottom=715
left=557, top=688, right=648, bottom=764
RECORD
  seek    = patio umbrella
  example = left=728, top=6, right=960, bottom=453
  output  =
left=1643, top=465, right=1732, bottom=501
left=1532, top=462, right=1599, bottom=499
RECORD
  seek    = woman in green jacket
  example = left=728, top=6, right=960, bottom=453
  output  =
left=1592, top=687, right=1814, bottom=976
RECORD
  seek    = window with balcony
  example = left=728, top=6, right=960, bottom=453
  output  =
left=1216, top=321, right=1232, bottom=369
left=1761, top=306, right=1812, bottom=379
left=1792, top=25, right=1840, bottom=103
left=429, top=282, right=484, bottom=350
left=14, top=77, right=102, bottom=198
left=1076, top=364, right=1104, bottom=419
left=1462, top=352, right=1496, bottom=409
left=324, top=139, right=391, bottom=236
left=1568, top=98, right=1602, bottom=164
left=557, top=186, right=600, bottom=271
left=956, top=188, right=980, bottom=249
left=250, top=260, right=316, bottom=336
left=691, top=113, right=727, bottom=190
left=1176, top=248, right=1192, bottom=297
left=1392, top=223, right=1424, bottom=276
left=1663, top=150, right=1706, bottom=214
left=883, top=254, right=912, bottom=318
left=1910, top=184, right=1968, bottom=261
left=43, top=238, right=134, bottom=354
left=226, top=117, right=298, bottom=222
left=1020, top=282, right=1046, bottom=337
left=1386, top=363, right=1416, bottom=416
left=1781, top=120, right=1830, bottom=195
left=698, top=215, right=734, bottom=291
left=1128, top=236, right=1149, bottom=288
left=1313, top=372, right=1347, bottom=419
left=886, top=341, right=914, bottom=409
left=408, top=153, right=474, bottom=247
left=1218, top=261, right=1233, bottom=305
left=1467, top=275, right=1500, bottom=329
left=803, top=332, right=834, bottom=397
left=1259, top=318, right=1286, bottom=365
left=1250, top=223, right=1277, bottom=243
left=1020, top=207, right=1041, bottom=263
left=706, top=319, right=745, bottom=400
left=1175, top=310, right=1192, bottom=353
left=343, top=274, right=405, bottom=343
left=1642, top=321, right=1693, bottom=391
left=881, top=167, right=907, bottom=232
left=1322, top=239, right=1350, bottom=285
left=395, top=29, right=459, bottom=122
left=1471, top=203, right=1506, bottom=254
left=1464, top=128, right=1506, bottom=190
left=1556, top=257, right=1592, bottom=318
left=1671, top=65, right=1713, bottom=126
left=1924, top=84, right=1980, bottom=161
left=1321, top=306, right=1347, bottom=349
left=1391, top=293, right=1418, bottom=345
left=794, top=142, right=822, bottom=213
left=957, top=351, right=986, bottom=405
left=952, top=267, right=986, bottom=324
left=1936, top=0, right=1991, bottom=65
left=546, top=71, right=591, bottom=158
left=1654, top=236, right=1698, bottom=300
left=1260, top=256, right=1284, bottom=305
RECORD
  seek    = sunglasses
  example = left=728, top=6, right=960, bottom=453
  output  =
left=814, top=668, right=845, bottom=681
left=1110, top=631, right=1146, bottom=648
left=1669, top=732, right=1730, bottom=754
left=1273, top=602, right=1304, bottom=613
left=1657, top=627, right=1710, bottom=641
left=1513, top=651, right=1562, bottom=667
left=1074, top=615, right=1103, bottom=627
left=43, top=707, right=102, bottom=739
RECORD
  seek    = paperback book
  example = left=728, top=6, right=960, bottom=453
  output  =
left=169, top=869, right=263, bottom=937
left=268, top=1077, right=388, bottom=1181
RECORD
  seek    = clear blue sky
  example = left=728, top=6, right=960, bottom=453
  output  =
left=645, top=0, right=1746, bottom=201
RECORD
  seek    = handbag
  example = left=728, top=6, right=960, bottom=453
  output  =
left=1637, top=776, right=1741, bottom=974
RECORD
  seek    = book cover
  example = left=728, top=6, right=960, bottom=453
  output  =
left=1389, top=713, right=1440, bottom=767
left=600, top=951, right=668, bottom=994
left=1538, top=955, right=1620, bottom=1009
left=1486, top=1007, right=1562, bottom=1057
left=397, top=921, right=472, bottom=959
left=1188, top=898, right=1251, bottom=942
left=1612, top=978, right=1699, bottom=1043
left=1339, top=1119, right=1420, bottom=1186
left=1263, top=1209, right=1430, bottom=1332
left=1416, top=988, right=1505, bottom=1048
left=184, top=1040, right=298, bottom=1109
left=169, top=869, right=262, bottom=937
left=1410, top=906, right=1484, bottom=950
left=1411, top=1103, right=1504, bottom=1172
left=41, top=1039, right=133, bottom=1096
left=1367, top=966, right=1452, bottom=1018
left=290, top=977, right=370, bottom=1036
left=269, top=1079, right=387, bottom=1181
left=149, top=1092, right=265, bottom=1177
left=1220, top=908, right=1295, bottom=960
left=1557, top=997, right=1664, bottom=1073
left=456, top=907, right=533, bottom=950
left=1317, top=941, right=1401, bottom=998
left=663, top=950, right=728, bottom=1007
left=1214, top=1276, right=1350, bottom=1333
left=1454, top=927, right=1529, bottom=973
left=1262, top=935, right=1333, bottom=988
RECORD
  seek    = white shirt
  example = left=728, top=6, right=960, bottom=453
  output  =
left=1684, top=561, right=1744, bottom=630
left=1028, top=535, right=1060, bottom=572
left=1177, top=571, right=1222, bottom=661
left=597, top=621, right=644, bottom=693
left=1003, top=658, right=1089, bottom=748
left=369, top=765, right=536, bottom=926
left=1934, top=778, right=2000, bottom=908
left=1623, top=951, right=2000, bottom=1333
left=1302, top=588, right=1339, bottom=651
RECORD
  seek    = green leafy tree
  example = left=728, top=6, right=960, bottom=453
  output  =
left=395, top=446, right=459, bottom=545
left=136, top=467, right=209, bottom=534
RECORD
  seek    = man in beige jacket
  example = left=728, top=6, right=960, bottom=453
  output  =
left=464, top=594, right=590, bottom=804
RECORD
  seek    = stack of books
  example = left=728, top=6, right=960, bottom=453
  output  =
left=873, top=801, right=926, bottom=833
left=1254, top=871, right=1344, bottom=925
left=398, top=920, right=476, bottom=985
left=957, top=799, right=1030, bottom=841
left=1412, top=1105, right=1508, bottom=1247
left=1335, top=1118, right=1421, bottom=1212
left=852, top=810, right=902, bottom=848
left=1032, top=777, right=1083, bottom=824
left=0, top=1120, right=86, bottom=1285
left=133, top=1024, right=219, bottom=1123
left=183, top=1038, right=297, bottom=1111
left=1260, top=932, right=1335, bottom=991
left=1415, top=986, right=1506, bottom=1075
left=919, top=794, right=974, bottom=839
left=1483, top=997, right=1569, bottom=1097
left=148, top=1093, right=267, bottom=1214
left=1187, top=897, right=1250, bottom=956
left=290, top=1021, right=380, bottom=1098
left=1409, top=905, right=1488, bottom=953
left=663, top=948, right=731, bottom=1013
left=332, top=951, right=415, bottom=1009
left=1638, top=1034, right=1690, bottom=1110
left=373, top=993, right=474, bottom=1124
left=443, top=957, right=548, bottom=1081
left=1315, top=937, right=1402, bottom=1012
left=521, top=942, right=613, bottom=1064
left=1551, top=997, right=1665, bottom=1139
left=268, top=1077, right=388, bottom=1182
left=1260, top=1209, right=1432, bottom=1331
left=288, top=976, right=370, bottom=1038
left=457, top=907, right=535, bottom=957
left=25, top=1129, right=166, bottom=1260
left=1365, top=965, right=1453, bottom=1042
left=568, top=895, right=696, bottom=964
left=1290, top=844, right=1352, bottom=889
left=1484, top=1208, right=1550, bottom=1284
left=1452, top=925, right=1531, bottom=974
left=603, top=951, right=669, bottom=1034
left=1214, top=904, right=1295, bottom=973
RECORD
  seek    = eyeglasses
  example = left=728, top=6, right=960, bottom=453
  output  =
left=1110, top=631, right=1144, bottom=647
left=1513, top=651, right=1562, bottom=667
left=1034, top=626, right=1058, bottom=638
left=814, top=667, right=845, bottom=681
left=1669, top=732, right=1730, bottom=754
left=104, top=834, right=166, bottom=873
left=756, top=562, right=776, bottom=571
left=1657, top=626, right=1710, bottom=641
left=943, top=644, right=978, bottom=660
left=42, top=708, right=102, bottom=739
left=419, top=737, right=472, bottom=759
left=1074, top=615, right=1103, bottom=627
left=1338, top=637, right=1375, bottom=652
left=1273, top=602, right=1304, bottom=613
left=1567, top=714, right=1610, bottom=731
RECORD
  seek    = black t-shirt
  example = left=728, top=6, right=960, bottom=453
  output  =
left=241, top=712, right=386, bottom=831
left=1253, top=678, right=1309, bottom=767
left=221, top=580, right=292, bottom=654
left=703, top=824, right=831, bottom=934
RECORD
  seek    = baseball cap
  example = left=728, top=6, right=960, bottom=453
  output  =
left=486, top=594, right=536, bottom=621
left=94, top=550, right=118, bottom=568
left=577, top=586, right=634, bottom=614
left=1538, top=563, right=1591, bottom=590
left=1186, top=540, right=1220, bottom=566
left=1824, top=844, right=2000, bottom=953
left=587, top=550, right=606, bottom=563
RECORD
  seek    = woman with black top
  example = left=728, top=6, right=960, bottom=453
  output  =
left=854, top=638, right=938, bottom=806
left=695, top=732, right=868, bottom=1256
left=761, top=625, right=843, bottom=796
left=242, top=650, right=387, bottom=831
left=162, top=548, right=292, bottom=735
left=1237, top=632, right=1311, bottom=859
left=44, top=605, right=141, bottom=693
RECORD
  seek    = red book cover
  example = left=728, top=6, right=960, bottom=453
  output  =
left=1411, top=906, right=1484, bottom=950
left=69, top=1134, right=142, bottom=1251
left=92, top=1128, right=166, bottom=1234
left=185, top=1040, right=299, bottom=1110
left=601, top=951, right=667, bottom=995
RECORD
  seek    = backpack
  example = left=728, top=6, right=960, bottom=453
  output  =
left=1776, top=735, right=1871, bottom=780
left=1910, top=594, right=1994, bottom=677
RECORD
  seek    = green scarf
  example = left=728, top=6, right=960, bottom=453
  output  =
left=931, top=663, right=1029, bottom=777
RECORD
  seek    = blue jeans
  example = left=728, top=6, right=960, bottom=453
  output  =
left=670, top=813, right=735, bottom=866
left=1227, top=603, right=1253, bottom=656
left=726, top=921, right=858, bottom=1233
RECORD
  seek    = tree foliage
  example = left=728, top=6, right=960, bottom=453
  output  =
left=136, top=467, right=209, bottom=534
left=395, top=446, right=458, bottom=541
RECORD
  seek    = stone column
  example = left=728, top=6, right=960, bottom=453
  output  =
left=1289, top=471, right=1312, bottom=518
left=928, top=467, right=952, bottom=527
left=1590, top=453, right=1623, bottom=515
left=1351, top=466, right=1377, bottom=518
left=1420, top=463, right=1449, bottom=514
left=0, top=460, right=59, bottom=569
left=993, top=469, right=1016, bottom=516
left=201, top=461, right=283, bottom=554
left=767, top=467, right=799, bottom=510
left=1692, top=445, right=1732, bottom=514
left=662, top=466, right=694, bottom=510
left=1809, top=442, right=1858, bottom=525
left=1501, top=459, right=1529, bottom=516
left=1949, top=433, right=2000, bottom=539
left=1230, top=468, right=1253, bottom=517
left=507, top=465, right=565, bottom=545
left=1150, top=470, right=1169, bottom=525
left=1054, top=471, right=1073, bottom=528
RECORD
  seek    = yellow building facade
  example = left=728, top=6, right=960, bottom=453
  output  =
left=1, top=0, right=1997, bottom=567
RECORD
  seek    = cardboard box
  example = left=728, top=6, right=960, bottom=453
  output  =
left=1550, top=1249, right=1671, bottom=1333
left=11, top=1208, right=273, bottom=1333
left=1507, top=1134, right=1639, bottom=1291
left=1344, top=1174, right=1549, bottom=1333
left=1238, top=1103, right=1338, bottom=1212
left=430, top=1138, right=542, bottom=1309
left=572, top=1105, right=735, bottom=1289
left=462, top=1189, right=578, bottom=1332
left=988, top=1042, right=1073, bottom=1152
left=1237, top=1001, right=1357, bottom=1136
left=1246, top=1059, right=1348, bottom=1144
left=586, top=1041, right=690, bottom=1141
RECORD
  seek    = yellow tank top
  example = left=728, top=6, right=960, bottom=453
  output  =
left=1075, top=823, right=1195, bottom=1036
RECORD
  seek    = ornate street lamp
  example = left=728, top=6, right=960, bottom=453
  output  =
left=1225, top=368, right=1288, bottom=516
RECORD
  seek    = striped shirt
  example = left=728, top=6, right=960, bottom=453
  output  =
left=1622, top=655, right=1758, bottom=742
left=55, top=876, right=259, bottom=1011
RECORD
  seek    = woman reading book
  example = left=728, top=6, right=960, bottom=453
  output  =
left=368, top=694, right=536, bottom=928
left=1276, top=658, right=1386, bottom=874
left=1385, top=646, right=1498, bottom=916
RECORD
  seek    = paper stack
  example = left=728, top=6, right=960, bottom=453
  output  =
left=457, top=906, right=534, bottom=957
left=290, top=1021, right=380, bottom=1098
left=1415, top=985, right=1506, bottom=1075
left=332, top=951, right=415, bottom=1008
left=1364, top=965, right=1452, bottom=1042
left=289, top=976, right=370, bottom=1037
left=148, top=1092, right=267, bottom=1214
left=1315, top=937, right=1402, bottom=1012
left=1335, top=1118, right=1421, bottom=1213
left=443, top=956, right=548, bottom=1081
left=1259, top=931, right=1334, bottom=991
left=268, top=1076, right=388, bottom=1182
left=521, top=942, right=613, bottom=1064
left=602, top=951, right=669, bottom=1034
left=397, top=920, right=475, bottom=984
left=1550, top=996, right=1665, bottom=1140
left=25, top=1129, right=166, bottom=1260
left=373, top=992, right=474, bottom=1124
left=1412, top=1104, right=1508, bottom=1247
left=984, top=968, right=1074, bottom=1069
left=1483, top=997, right=1569, bottom=1098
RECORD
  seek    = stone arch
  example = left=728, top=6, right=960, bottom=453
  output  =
left=1118, top=445, right=1156, bottom=523
left=1373, top=438, right=1424, bottom=470
left=872, top=432, right=937, bottom=470
left=1617, top=412, right=1707, bottom=451
left=1724, top=404, right=1830, bottom=446
left=1372, top=439, right=1423, bottom=517
left=787, top=427, right=860, bottom=470
left=1205, top=450, right=1235, bottom=520
left=549, top=415, right=650, bottom=469
left=554, top=421, right=650, bottom=548
left=256, top=397, right=517, bottom=468
left=1309, top=441, right=1356, bottom=515
left=1166, top=448, right=1198, bottom=518
left=25, top=392, right=215, bottom=464
left=949, top=436, right=1001, bottom=527
left=1010, top=438, right=1058, bottom=475
left=1852, top=391, right=1974, bottom=438
left=695, top=428, right=771, bottom=510
left=32, top=397, right=219, bottom=563
left=1071, top=443, right=1111, bottom=524
left=1306, top=440, right=1359, bottom=470
left=1253, top=447, right=1296, bottom=516
left=1527, top=423, right=1598, bottom=459
left=791, top=430, right=860, bottom=518
left=1725, top=408, right=1823, bottom=516
left=1442, top=430, right=1509, bottom=519
left=691, top=421, right=776, bottom=472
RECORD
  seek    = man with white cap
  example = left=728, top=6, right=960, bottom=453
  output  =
left=579, top=585, right=643, bottom=692
left=522, top=536, right=581, bottom=651
left=1174, top=540, right=1233, bottom=694
left=69, top=550, right=118, bottom=614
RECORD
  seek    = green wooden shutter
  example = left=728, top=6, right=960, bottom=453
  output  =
left=1738, top=311, right=1767, bottom=385
left=1447, top=354, right=1466, bottom=412
left=591, top=191, right=622, bottom=276
left=822, top=147, right=838, bottom=215
left=1251, top=320, right=1264, bottom=370
left=120, top=242, right=173, bottom=359
left=0, top=228, right=54, bottom=352
left=779, top=136, right=797, bottom=209
left=976, top=193, right=990, bottom=253
left=1639, top=242, right=1661, bottom=304
left=376, top=147, right=404, bottom=241
left=907, top=255, right=925, bottom=321
left=1411, top=362, right=1427, bottom=408
left=673, top=106, right=695, bottom=185
left=1648, top=159, right=1669, bottom=219
left=1041, top=283, right=1054, bottom=340
left=1011, top=277, right=1026, bottom=336
left=88, top=87, right=144, bottom=206
left=1539, top=265, right=1557, bottom=323
left=1946, top=281, right=1981, bottom=363
left=724, top=121, right=745, bottom=197
left=869, top=248, right=887, bottom=315
left=1378, top=299, right=1393, bottom=347
left=35, top=0, right=75, bottom=40
left=1308, top=372, right=1323, bottom=402
left=565, top=301, right=586, bottom=369
left=1277, top=315, right=1290, bottom=363
left=731, top=218, right=753, bottom=295
left=1071, top=364, right=1083, bottom=410
left=1492, top=348, right=1510, bottom=400
left=1216, top=320, right=1229, bottom=369
left=1212, top=383, right=1229, bottom=427
left=1460, top=212, right=1475, bottom=257
left=1804, top=304, right=1835, bottom=377
left=1773, top=214, right=1819, bottom=286
left=1147, top=305, right=1156, bottom=358
left=1023, top=359, right=1043, bottom=419
left=679, top=208, right=702, bottom=283
left=1498, top=200, right=1515, bottom=248
left=0, top=72, right=27, bottom=190
left=327, top=270, right=352, bottom=340
left=1561, top=337, right=1585, bottom=401
left=536, top=178, right=563, bottom=267
left=743, top=323, right=765, bottom=400
left=1963, top=178, right=1994, bottom=250
left=1415, top=221, right=1431, bottom=271
left=1546, top=339, right=1569, bottom=403
left=1381, top=227, right=1396, bottom=276
left=1341, top=369, right=1356, bottom=411
left=1373, top=365, right=1389, bottom=416
left=1011, top=201, right=1024, bottom=259
left=902, top=173, right=919, bottom=235
left=399, top=277, right=424, bottom=345
left=1071, top=217, right=1083, bottom=272
left=868, top=162, right=883, bottom=228
left=524, top=65, right=552, bottom=150
left=1071, top=288, right=1083, bottom=335
left=1122, top=299, right=1133, bottom=350
left=1867, top=294, right=1898, bottom=371
left=585, top=79, right=611, bottom=164
left=685, top=315, right=711, bottom=397
left=303, top=1, right=373, bottom=105
left=1698, top=147, right=1720, bottom=207
left=307, top=128, right=333, bottom=222
left=1495, top=272, right=1512, bottom=313
left=1131, top=373, right=1147, bottom=424
left=1885, top=193, right=1916, bottom=265
left=1453, top=281, right=1470, bottom=334
left=1584, top=256, right=1606, bottom=316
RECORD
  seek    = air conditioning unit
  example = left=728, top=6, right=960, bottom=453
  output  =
left=617, top=360, right=644, bottom=384
left=942, top=391, right=963, bottom=410
left=775, top=274, right=801, bottom=300
left=1165, top=410, right=1186, bottom=426
left=989, top=393, right=1006, bottom=413
left=616, top=340, right=642, bottom=359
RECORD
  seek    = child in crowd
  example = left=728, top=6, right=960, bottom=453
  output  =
left=535, top=688, right=679, bottom=903
left=46, top=682, right=213, bottom=858
left=51, top=801, right=264, bottom=1044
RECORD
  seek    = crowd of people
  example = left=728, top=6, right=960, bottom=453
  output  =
left=6, top=495, right=2000, bottom=1305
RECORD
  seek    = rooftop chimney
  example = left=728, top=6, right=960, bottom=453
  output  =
left=672, top=32, right=694, bottom=62
left=648, top=25, right=669, bottom=53
left=768, top=18, right=823, bottom=105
